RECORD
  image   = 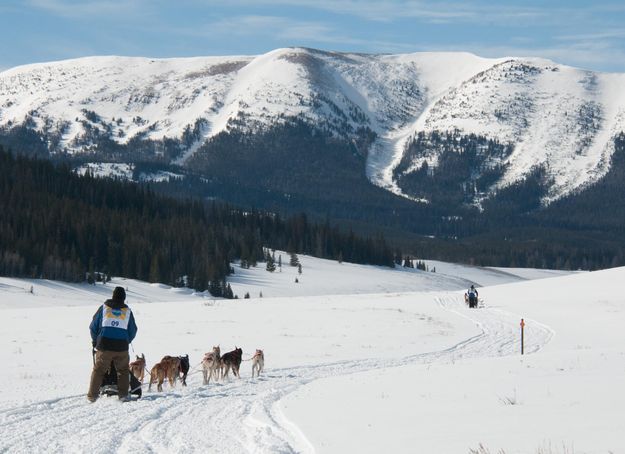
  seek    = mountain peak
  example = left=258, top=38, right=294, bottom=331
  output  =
left=1, top=48, right=624, bottom=204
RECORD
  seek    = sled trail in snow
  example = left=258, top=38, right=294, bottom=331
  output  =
left=0, top=293, right=553, bottom=454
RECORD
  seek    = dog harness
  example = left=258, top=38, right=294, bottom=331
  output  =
left=101, top=304, right=131, bottom=330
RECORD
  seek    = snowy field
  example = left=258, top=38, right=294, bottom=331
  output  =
left=0, top=255, right=622, bottom=453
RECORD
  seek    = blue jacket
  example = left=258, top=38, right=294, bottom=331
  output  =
left=90, top=299, right=137, bottom=352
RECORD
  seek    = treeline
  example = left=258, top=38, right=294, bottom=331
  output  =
left=130, top=127, right=625, bottom=271
left=183, top=120, right=445, bottom=232
left=408, top=227, right=624, bottom=271
left=535, top=133, right=625, bottom=235
left=0, top=146, right=396, bottom=293
left=4, top=120, right=625, bottom=273
left=394, top=130, right=513, bottom=208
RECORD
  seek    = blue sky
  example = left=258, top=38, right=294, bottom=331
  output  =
left=1, top=0, right=624, bottom=72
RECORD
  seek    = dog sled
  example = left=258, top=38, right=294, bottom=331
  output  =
left=464, top=293, right=485, bottom=309
left=92, top=350, right=142, bottom=399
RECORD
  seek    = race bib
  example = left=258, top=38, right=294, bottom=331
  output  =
left=101, top=304, right=130, bottom=330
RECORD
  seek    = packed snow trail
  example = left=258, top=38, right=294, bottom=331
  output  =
left=0, top=293, right=553, bottom=453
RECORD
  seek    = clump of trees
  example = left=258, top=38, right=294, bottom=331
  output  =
left=0, top=146, right=397, bottom=295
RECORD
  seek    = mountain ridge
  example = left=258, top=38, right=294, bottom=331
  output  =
left=1, top=47, right=624, bottom=206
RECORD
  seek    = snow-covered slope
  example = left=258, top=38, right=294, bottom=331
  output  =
left=2, top=48, right=625, bottom=202
left=410, top=59, right=625, bottom=202
left=2, top=256, right=624, bottom=453
left=0, top=55, right=252, bottom=151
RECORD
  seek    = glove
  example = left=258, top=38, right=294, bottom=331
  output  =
left=92, top=340, right=96, bottom=348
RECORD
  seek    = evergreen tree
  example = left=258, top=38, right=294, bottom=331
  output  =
left=225, top=283, right=234, bottom=299
left=88, top=257, right=96, bottom=284
left=149, top=254, right=160, bottom=283
left=208, top=280, right=222, bottom=297
left=265, top=250, right=276, bottom=272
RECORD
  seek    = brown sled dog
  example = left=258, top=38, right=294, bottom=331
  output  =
left=221, top=347, right=243, bottom=379
left=129, top=353, right=146, bottom=383
left=149, top=355, right=181, bottom=392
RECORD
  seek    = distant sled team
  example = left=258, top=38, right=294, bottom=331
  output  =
left=464, top=284, right=482, bottom=308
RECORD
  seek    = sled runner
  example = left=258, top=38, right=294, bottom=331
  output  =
left=92, top=350, right=142, bottom=398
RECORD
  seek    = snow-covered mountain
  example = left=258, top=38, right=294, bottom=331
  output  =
left=1, top=48, right=625, bottom=204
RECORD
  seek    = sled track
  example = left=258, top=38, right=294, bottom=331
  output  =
left=0, top=293, right=553, bottom=453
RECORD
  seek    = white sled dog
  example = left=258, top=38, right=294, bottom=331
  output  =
left=202, top=345, right=221, bottom=385
left=251, top=349, right=264, bottom=378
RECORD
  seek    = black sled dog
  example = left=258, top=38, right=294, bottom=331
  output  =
left=178, top=354, right=190, bottom=386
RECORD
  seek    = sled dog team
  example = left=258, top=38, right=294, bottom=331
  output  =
left=89, top=286, right=264, bottom=402
left=464, top=284, right=480, bottom=308
left=127, top=348, right=265, bottom=392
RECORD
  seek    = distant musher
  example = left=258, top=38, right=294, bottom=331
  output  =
left=467, top=285, right=479, bottom=308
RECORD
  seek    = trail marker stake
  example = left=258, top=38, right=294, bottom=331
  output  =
left=520, top=318, right=525, bottom=355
